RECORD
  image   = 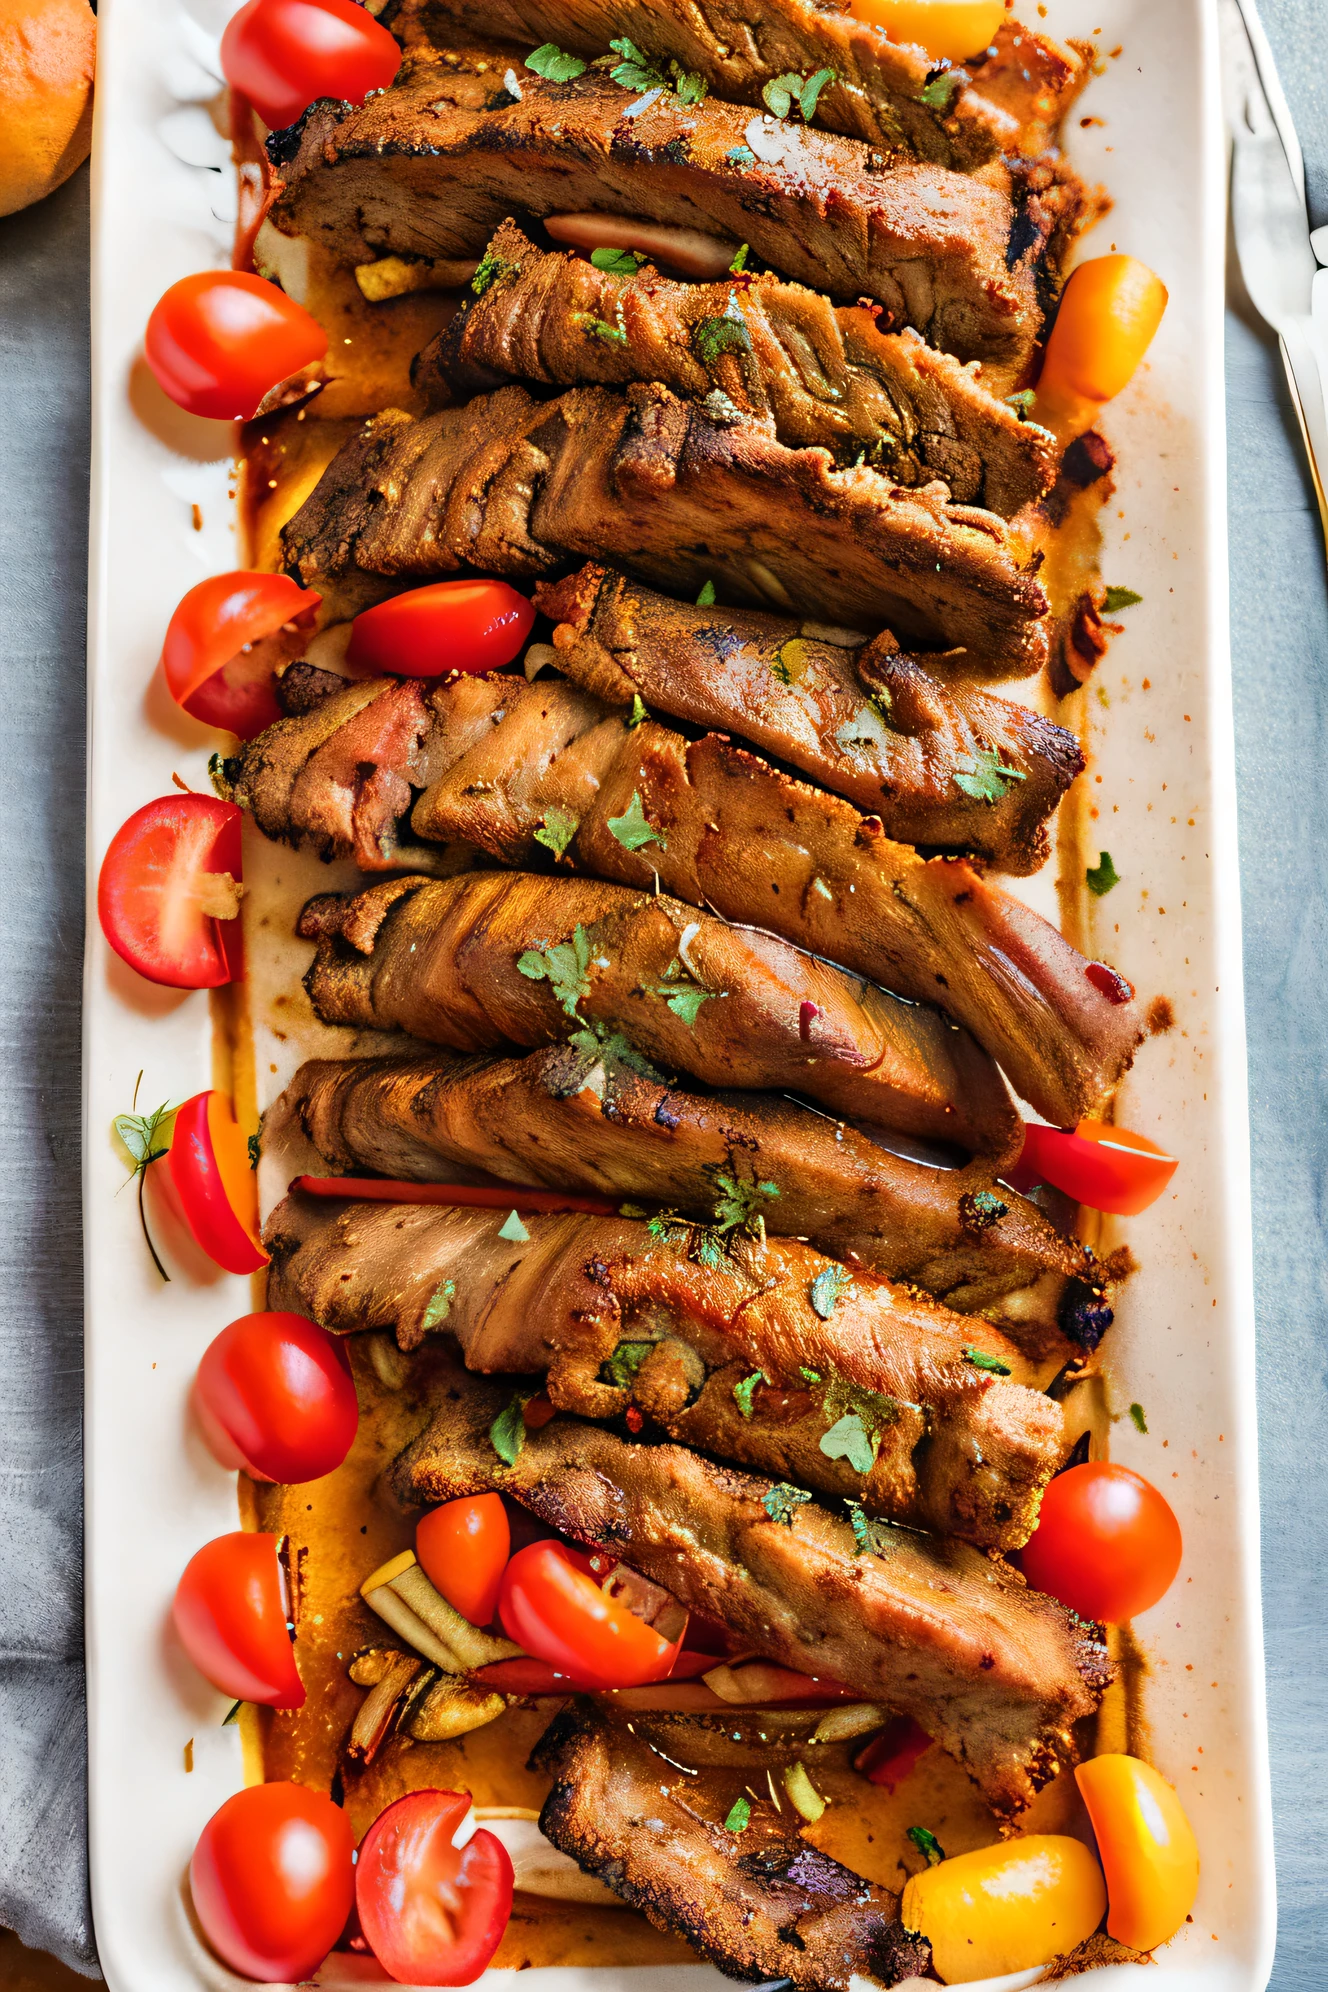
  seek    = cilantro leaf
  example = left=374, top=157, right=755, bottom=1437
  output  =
left=1004, top=388, right=1037, bottom=418
left=516, top=925, right=592, bottom=1020
left=809, top=1262, right=851, bottom=1319
left=113, top=1080, right=179, bottom=1283
left=711, top=1171, right=779, bottom=1236
left=798, top=67, right=835, bottom=119
left=907, top=1825, right=946, bottom=1866
left=964, top=1346, right=1012, bottom=1376
left=590, top=245, right=645, bottom=276
left=605, top=36, right=667, bottom=92
left=919, top=69, right=961, bottom=110
left=820, top=1410, right=878, bottom=1475
left=1086, top=850, right=1120, bottom=897
left=730, top=243, right=750, bottom=273
left=669, top=60, right=708, bottom=104
left=762, top=71, right=802, bottom=118
left=692, top=296, right=751, bottom=370
left=525, top=42, right=587, bottom=81
left=1129, top=1401, right=1149, bottom=1434
left=571, top=310, right=628, bottom=345
left=533, top=806, right=580, bottom=860
left=607, top=791, right=666, bottom=852
left=764, top=1482, right=813, bottom=1526
left=489, top=1392, right=532, bottom=1465
left=655, top=983, right=711, bottom=1026
left=953, top=748, right=1028, bottom=804
left=604, top=1339, right=655, bottom=1388
left=627, top=692, right=649, bottom=728
left=844, top=1498, right=895, bottom=1556
left=696, top=579, right=716, bottom=606
left=498, top=1210, right=531, bottom=1243
left=733, top=1370, right=766, bottom=1419
left=1103, top=586, right=1143, bottom=613
left=421, top=1279, right=456, bottom=1331
left=724, top=1796, right=752, bottom=1831
left=799, top=1366, right=822, bottom=1384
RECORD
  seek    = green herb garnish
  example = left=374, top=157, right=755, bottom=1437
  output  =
left=525, top=42, right=587, bottom=81
left=571, top=310, right=628, bottom=346
left=604, top=1340, right=655, bottom=1388
left=724, top=1796, right=752, bottom=1831
left=1004, top=388, right=1037, bottom=418
left=533, top=806, right=580, bottom=860
left=1086, top=850, right=1121, bottom=897
left=711, top=1171, right=779, bottom=1236
left=1129, top=1401, right=1149, bottom=1434
left=907, top=1824, right=946, bottom=1865
left=247, top=1133, right=261, bottom=1169
left=844, top=1498, right=895, bottom=1556
left=762, top=66, right=835, bottom=120
left=590, top=245, right=645, bottom=275
left=763, top=1482, right=813, bottom=1527
left=953, top=748, right=1028, bottom=804
left=489, top=1392, right=532, bottom=1465
left=726, top=144, right=756, bottom=166
left=964, top=1346, right=1013, bottom=1376
left=1103, top=586, right=1143, bottom=612
left=607, top=791, right=666, bottom=851
left=498, top=1211, right=531, bottom=1243
left=919, top=69, right=961, bottom=110
left=692, top=296, right=752, bottom=371
left=471, top=246, right=514, bottom=295
left=113, top=1074, right=178, bottom=1283
left=809, top=1262, right=851, bottom=1320
left=730, top=243, right=750, bottom=273
left=517, top=925, right=592, bottom=1020
left=733, top=1370, right=767, bottom=1419
left=696, top=579, right=716, bottom=606
left=421, top=1280, right=456, bottom=1331
left=627, top=692, right=649, bottom=728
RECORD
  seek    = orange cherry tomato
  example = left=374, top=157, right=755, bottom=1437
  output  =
left=190, top=1781, right=354, bottom=1982
left=193, top=1310, right=358, bottom=1483
left=145, top=271, right=327, bottom=422
left=221, top=0, right=401, bottom=133
left=169, top=1090, right=269, bottom=1275
left=355, top=1790, right=513, bottom=1986
left=1076, top=1753, right=1200, bottom=1951
left=1036, top=256, right=1169, bottom=441
left=498, top=1541, right=681, bottom=1690
left=416, top=1494, right=511, bottom=1628
left=173, top=1531, right=304, bottom=1707
left=1010, top=1120, right=1177, bottom=1215
left=162, top=571, right=321, bottom=738
left=848, top=0, right=1005, bottom=62
left=1020, top=1463, right=1182, bottom=1623
left=97, top=795, right=243, bottom=989
left=346, top=579, right=536, bottom=678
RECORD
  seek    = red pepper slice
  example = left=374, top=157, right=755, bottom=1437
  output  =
left=1005, top=1120, right=1177, bottom=1216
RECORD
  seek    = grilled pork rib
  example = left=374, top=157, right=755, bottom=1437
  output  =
left=538, top=563, right=1081, bottom=871
left=279, top=382, right=1050, bottom=671
left=223, top=673, right=1144, bottom=1125
left=298, top=870, right=1020, bottom=1153
left=392, top=1376, right=1114, bottom=1817
left=419, top=220, right=1058, bottom=517
left=533, top=1706, right=930, bottom=1990
left=265, top=1186, right=1067, bottom=1544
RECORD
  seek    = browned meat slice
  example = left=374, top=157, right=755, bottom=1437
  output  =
left=418, top=221, right=1058, bottom=517
left=274, top=1045, right=1094, bottom=1314
left=222, top=673, right=1145, bottom=1126
left=532, top=1705, right=930, bottom=1989
left=280, top=383, right=1051, bottom=672
left=265, top=1184, right=1068, bottom=1545
left=538, top=563, right=1081, bottom=871
left=391, top=1375, right=1114, bottom=1817
left=298, top=869, right=1020, bottom=1153
left=266, top=36, right=1050, bottom=379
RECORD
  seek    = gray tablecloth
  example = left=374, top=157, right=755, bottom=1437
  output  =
left=2, top=2, right=1326, bottom=1979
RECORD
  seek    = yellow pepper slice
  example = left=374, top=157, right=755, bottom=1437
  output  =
left=1075, top=1754, right=1200, bottom=1951
left=848, top=0, right=1006, bottom=65
left=1034, top=255, right=1169, bottom=443
left=900, top=1834, right=1106, bottom=1984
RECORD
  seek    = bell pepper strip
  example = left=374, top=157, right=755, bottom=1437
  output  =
left=1075, top=1754, right=1200, bottom=1951
left=291, top=1175, right=618, bottom=1215
left=170, top=1091, right=267, bottom=1274
left=1004, top=1119, right=1177, bottom=1215
left=853, top=1714, right=933, bottom=1788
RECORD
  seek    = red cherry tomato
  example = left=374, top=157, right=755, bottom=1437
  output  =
left=169, top=1090, right=269, bottom=1275
left=162, top=571, right=321, bottom=738
left=145, top=271, right=327, bottom=422
left=1020, top=1462, right=1183, bottom=1623
left=190, top=1781, right=354, bottom=1982
left=416, top=1495, right=510, bottom=1628
left=97, top=795, right=243, bottom=989
left=173, top=1531, right=304, bottom=1707
left=222, top=0, right=401, bottom=132
left=355, top=1790, right=513, bottom=1987
left=498, top=1541, right=681, bottom=1690
left=346, top=579, right=536, bottom=678
left=1008, top=1120, right=1177, bottom=1215
left=193, top=1310, right=358, bottom=1483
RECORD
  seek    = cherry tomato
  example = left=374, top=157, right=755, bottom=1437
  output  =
left=173, top=1531, right=304, bottom=1707
left=222, top=0, right=401, bottom=133
left=193, top=1310, right=358, bottom=1483
left=97, top=795, right=243, bottom=989
left=346, top=579, right=536, bottom=678
left=1008, top=1120, right=1177, bottom=1215
left=1036, top=256, right=1169, bottom=442
left=355, top=1790, right=513, bottom=1987
left=170, top=1090, right=269, bottom=1276
left=848, top=0, right=1005, bottom=63
left=1020, top=1462, right=1182, bottom=1623
left=145, top=271, right=327, bottom=422
left=1075, top=1754, right=1199, bottom=1951
left=162, top=571, right=321, bottom=738
left=497, top=1541, right=680, bottom=1690
left=415, top=1495, right=510, bottom=1628
left=190, top=1781, right=354, bottom=1982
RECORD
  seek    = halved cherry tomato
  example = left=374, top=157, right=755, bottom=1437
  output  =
left=416, top=1494, right=510, bottom=1628
left=170, top=1090, right=269, bottom=1275
left=222, top=0, right=402, bottom=133
left=848, top=0, right=1005, bottom=63
left=1020, top=1462, right=1182, bottom=1623
left=173, top=1530, right=304, bottom=1707
left=1075, top=1753, right=1200, bottom=1950
left=97, top=795, right=243, bottom=989
left=498, top=1541, right=681, bottom=1691
left=294, top=1175, right=617, bottom=1215
left=854, top=1714, right=932, bottom=1788
left=346, top=580, right=536, bottom=679
left=145, top=271, right=327, bottom=422
left=162, top=571, right=321, bottom=738
left=1035, top=255, right=1169, bottom=442
left=190, top=1781, right=354, bottom=1983
left=193, top=1310, right=358, bottom=1482
left=355, top=1790, right=513, bottom=1987
left=1007, top=1119, right=1177, bottom=1215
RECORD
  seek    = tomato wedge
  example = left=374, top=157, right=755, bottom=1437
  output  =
left=191, top=1781, right=354, bottom=1982
left=222, top=0, right=402, bottom=133
left=498, top=1541, right=683, bottom=1690
left=416, top=1495, right=510, bottom=1628
left=346, top=579, right=535, bottom=678
left=1020, top=1462, right=1182, bottom=1623
left=145, top=271, right=327, bottom=422
left=170, top=1091, right=268, bottom=1275
left=356, top=1790, right=513, bottom=1987
left=98, top=795, right=243, bottom=989
left=173, top=1531, right=304, bottom=1707
left=193, top=1310, right=358, bottom=1482
left=293, top=1175, right=618, bottom=1215
left=162, top=571, right=320, bottom=738
left=1007, top=1120, right=1178, bottom=1215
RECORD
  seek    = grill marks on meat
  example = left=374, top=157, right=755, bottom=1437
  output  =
left=266, top=36, right=1049, bottom=377
left=532, top=1706, right=930, bottom=1990
left=539, top=563, right=1082, bottom=870
left=223, top=674, right=1145, bottom=1125
left=297, top=869, right=1020, bottom=1153
left=280, top=383, right=1050, bottom=671
left=275, top=1046, right=1090, bottom=1312
left=264, top=1186, right=1068, bottom=1545
left=418, top=221, right=1058, bottom=515
left=392, top=1376, right=1114, bottom=1817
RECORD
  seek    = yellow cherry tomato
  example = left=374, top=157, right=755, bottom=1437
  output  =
left=1075, top=1754, right=1199, bottom=1952
left=1034, top=255, right=1169, bottom=442
left=900, top=1834, right=1107, bottom=1985
left=849, top=0, right=1006, bottom=65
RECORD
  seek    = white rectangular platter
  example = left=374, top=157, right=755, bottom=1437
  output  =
left=83, top=0, right=1276, bottom=1985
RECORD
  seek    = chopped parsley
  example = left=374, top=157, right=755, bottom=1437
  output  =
left=421, top=1279, right=456, bottom=1331
left=733, top=1370, right=767, bottom=1419
left=525, top=42, right=587, bottom=81
left=516, top=925, right=593, bottom=1020
left=604, top=1339, right=655, bottom=1388
left=730, top=242, right=750, bottom=273
left=820, top=1410, right=877, bottom=1475
left=724, top=1796, right=752, bottom=1831
left=953, top=748, right=1028, bottom=804
left=1086, top=850, right=1121, bottom=897
left=692, top=295, right=751, bottom=370
left=571, top=310, right=628, bottom=345
left=907, top=1825, right=946, bottom=1866
left=533, top=805, right=580, bottom=860
left=809, top=1262, right=851, bottom=1319
left=627, top=692, right=649, bottom=728
left=1103, top=585, right=1143, bottom=612
left=590, top=245, right=646, bottom=275
left=964, top=1346, right=1013, bottom=1376
left=599, top=38, right=706, bottom=103
left=762, top=66, right=835, bottom=121
left=498, top=1210, right=531, bottom=1243
left=763, top=1482, right=813, bottom=1527
left=711, top=1171, right=779, bottom=1237
left=919, top=68, right=961, bottom=110
left=1129, top=1401, right=1149, bottom=1434
left=471, top=246, right=514, bottom=295
left=489, top=1392, right=532, bottom=1465
left=645, top=955, right=713, bottom=1026
left=696, top=579, right=716, bottom=606
left=607, top=790, right=666, bottom=851
left=799, top=1366, right=823, bottom=1384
